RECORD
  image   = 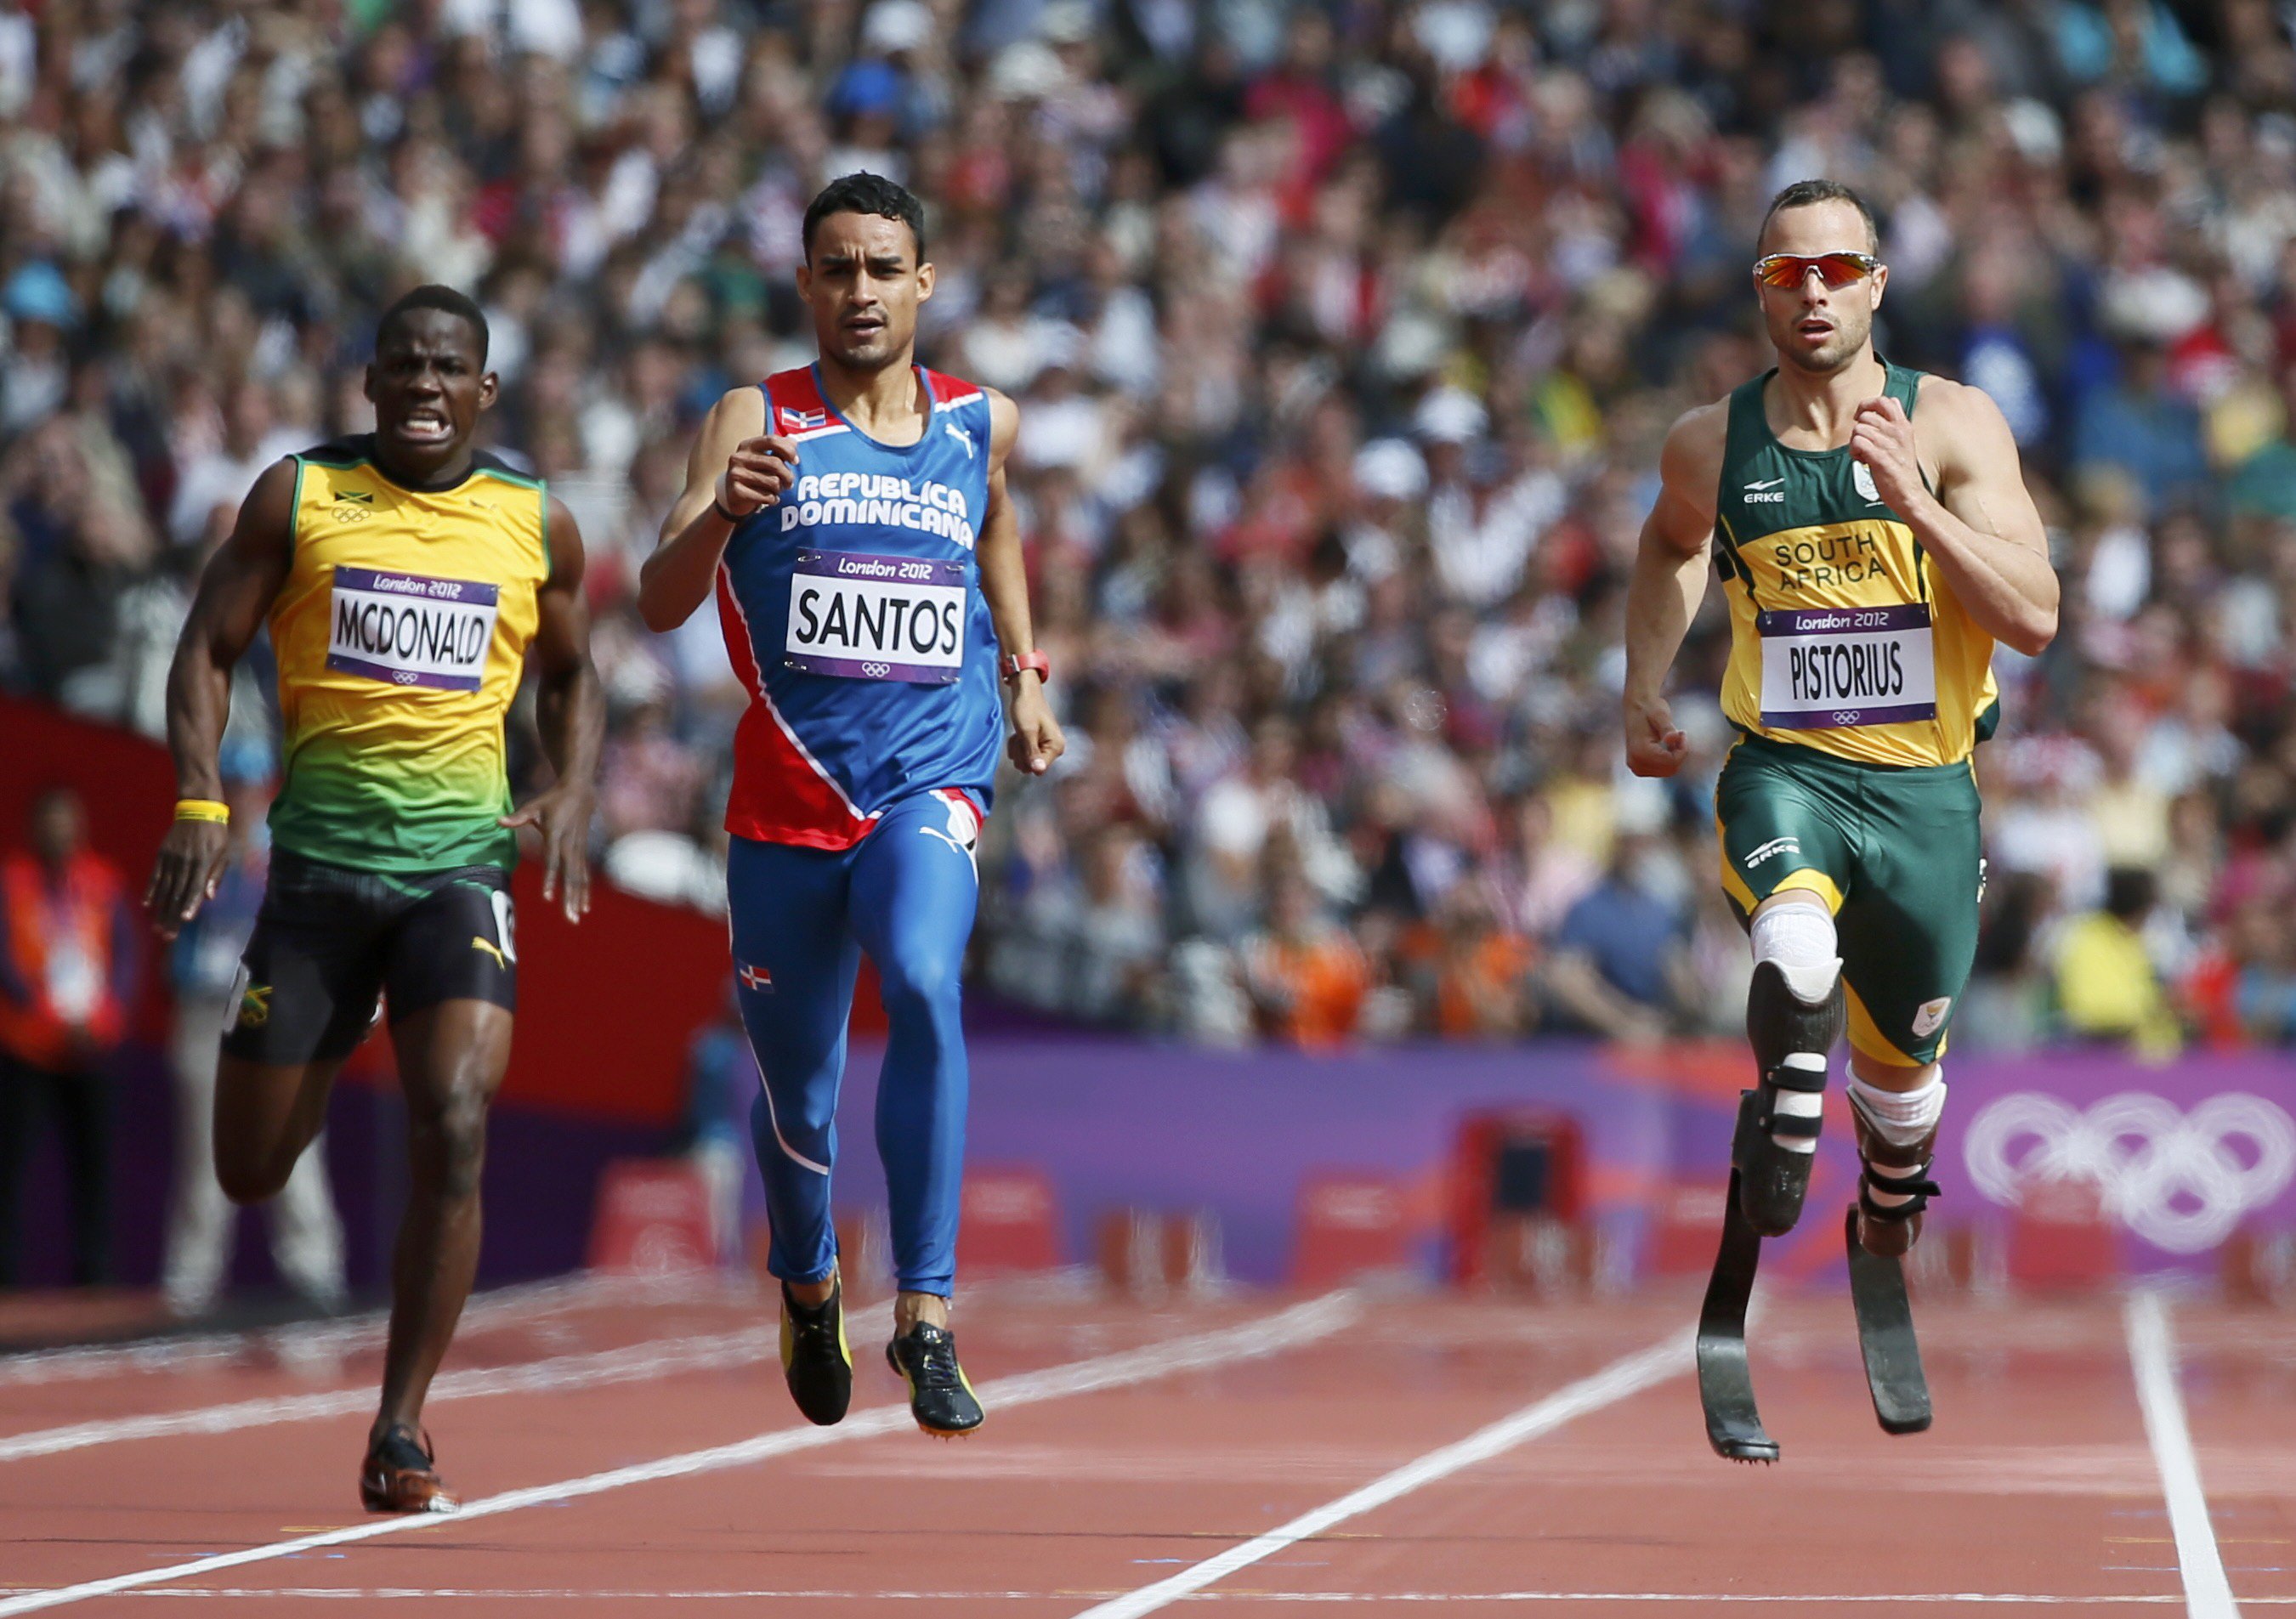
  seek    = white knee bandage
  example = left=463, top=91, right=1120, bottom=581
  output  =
left=1848, top=1070, right=1947, bottom=1150
left=1749, top=903, right=1841, bottom=1003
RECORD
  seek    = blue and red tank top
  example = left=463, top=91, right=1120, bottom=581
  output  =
left=715, top=365, right=1002, bottom=850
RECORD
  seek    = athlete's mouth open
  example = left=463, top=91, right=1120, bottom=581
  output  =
left=396, top=407, right=453, bottom=444
left=1796, top=319, right=1834, bottom=342
left=843, top=314, right=887, bottom=339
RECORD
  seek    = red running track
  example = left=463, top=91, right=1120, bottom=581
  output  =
left=0, top=1276, right=2288, bottom=1616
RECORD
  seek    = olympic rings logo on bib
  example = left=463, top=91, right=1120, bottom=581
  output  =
left=1962, top=1090, right=2296, bottom=1253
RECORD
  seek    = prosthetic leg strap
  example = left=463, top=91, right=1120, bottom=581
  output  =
left=1757, top=1052, right=1828, bottom=1142
left=1767, top=1055, right=1828, bottom=1091
left=1858, top=1159, right=1942, bottom=1223
left=1845, top=1206, right=1933, bottom=1435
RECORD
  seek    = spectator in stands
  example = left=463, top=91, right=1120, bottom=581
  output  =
left=1240, top=869, right=1370, bottom=1050
left=161, top=756, right=346, bottom=1318
left=2054, top=865, right=2181, bottom=1057
left=1425, top=882, right=1539, bottom=1040
left=0, top=788, right=137, bottom=1287
left=1544, top=822, right=1695, bottom=1044
left=163, top=377, right=299, bottom=552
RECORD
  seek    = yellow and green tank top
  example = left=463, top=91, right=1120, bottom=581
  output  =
left=1711, top=361, right=2000, bottom=769
left=267, top=436, right=550, bottom=873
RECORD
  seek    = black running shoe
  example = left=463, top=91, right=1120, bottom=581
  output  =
left=886, top=1322, right=984, bottom=1437
left=780, top=1279, right=853, bottom=1426
left=360, top=1425, right=456, bottom=1514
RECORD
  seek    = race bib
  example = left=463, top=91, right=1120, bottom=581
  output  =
left=327, top=566, right=499, bottom=693
left=783, top=549, right=967, bottom=684
left=1757, top=603, right=1937, bottom=729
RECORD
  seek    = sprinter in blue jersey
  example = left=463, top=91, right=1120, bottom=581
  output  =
left=638, top=174, right=1063, bottom=1436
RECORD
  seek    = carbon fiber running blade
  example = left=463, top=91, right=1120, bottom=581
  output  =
left=1846, top=1205, right=1932, bottom=1435
left=1698, top=1166, right=1777, bottom=1463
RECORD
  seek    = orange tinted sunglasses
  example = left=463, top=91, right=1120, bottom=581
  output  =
left=1753, top=252, right=1879, bottom=289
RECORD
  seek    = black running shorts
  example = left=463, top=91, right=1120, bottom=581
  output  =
left=222, top=852, right=518, bottom=1066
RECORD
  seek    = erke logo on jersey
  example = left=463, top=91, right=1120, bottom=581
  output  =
left=1744, top=477, right=1786, bottom=504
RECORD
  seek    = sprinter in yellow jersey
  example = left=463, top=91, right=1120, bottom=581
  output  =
left=145, top=286, right=603, bottom=1511
left=1624, top=181, right=2057, bottom=1277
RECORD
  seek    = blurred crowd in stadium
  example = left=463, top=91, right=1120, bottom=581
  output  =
left=3, top=0, right=2295, bottom=1053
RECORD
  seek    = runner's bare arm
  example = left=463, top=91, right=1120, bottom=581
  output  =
left=501, top=495, right=604, bottom=923
left=978, top=388, right=1063, bottom=777
left=1851, top=380, right=2057, bottom=656
left=1623, top=404, right=1726, bottom=779
left=637, top=388, right=799, bottom=631
left=147, top=456, right=298, bottom=937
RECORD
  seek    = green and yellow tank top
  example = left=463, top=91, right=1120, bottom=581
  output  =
left=1711, top=362, right=1999, bottom=769
left=267, top=435, right=549, bottom=873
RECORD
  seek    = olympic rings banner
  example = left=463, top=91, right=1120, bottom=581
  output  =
left=1943, top=1052, right=2296, bottom=1263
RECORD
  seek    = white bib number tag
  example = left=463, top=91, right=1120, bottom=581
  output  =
left=783, top=549, right=967, bottom=684
left=327, top=566, right=500, bottom=693
left=1758, top=603, right=1937, bottom=729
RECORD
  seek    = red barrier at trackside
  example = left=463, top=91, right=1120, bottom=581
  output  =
left=1293, top=1170, right=1412, bottom=1287
left=587, top=1158, right=717, bottom=1275
left=957, top=1164, right=1063, bottom=1274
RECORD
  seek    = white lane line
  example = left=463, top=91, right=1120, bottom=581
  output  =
left=0, top=1325, right=782, bottom=1463
left=0, top=1274, right=697, bottom=1389
left=0, top=1292, right=1358, bottom=1616
left=2126, top=1289, right=2243, bottom=1619
left=1, top=1588, right=2252, bottom=1605
left=1071, top=1327, right=1692, bottom=1619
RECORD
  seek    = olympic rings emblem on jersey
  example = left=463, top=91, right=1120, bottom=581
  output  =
left=1962, top=1090, right=2296, bottom=1253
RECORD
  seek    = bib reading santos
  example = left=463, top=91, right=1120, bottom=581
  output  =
left=1711, top=361, right=1999, bottom=768
left=716, top=366, right=1004, bottom=850
left=267, top=436, right=550, bottom=873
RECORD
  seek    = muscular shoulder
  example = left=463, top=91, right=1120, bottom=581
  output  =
left=705, top=384, right=768, bottom=439
left=984, top=386, right=1019, bottom=466
left=242, top=456, right=302, bottom=534
left=1658, top=399, right=1730, bottom=505
left=1911, top=374, right=2015, bottom=470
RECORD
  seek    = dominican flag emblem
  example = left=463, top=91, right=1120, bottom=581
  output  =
left=781, top=407, right=828, bottom=433
left=739, top=962, right=774, bottom=992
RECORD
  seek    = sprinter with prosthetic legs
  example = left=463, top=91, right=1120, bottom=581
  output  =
left=1624, top=179, right=2055, bottom=1458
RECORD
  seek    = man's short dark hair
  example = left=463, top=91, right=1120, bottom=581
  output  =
left=1759, top=178, right=1879, bottom=255
left=802, top=173, right=927, bottom=263
left=377, top=284, right=489, bottom=364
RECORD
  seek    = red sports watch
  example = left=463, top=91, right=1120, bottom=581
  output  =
left=1000, top=649, right=1051, bottom=687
